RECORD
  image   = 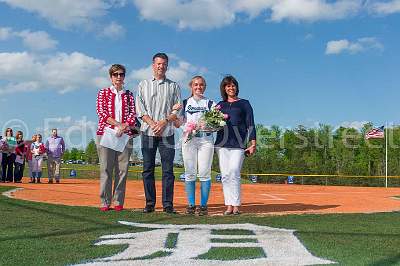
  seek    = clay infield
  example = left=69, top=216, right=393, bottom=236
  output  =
left=1, top=177, right=400, bottom=215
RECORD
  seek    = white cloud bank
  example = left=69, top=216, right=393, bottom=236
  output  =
left=133, top=0, right=363, bottom=30
left=325, top=37, right=384, bottom=55
left=369, top=0, right=400, bottom=15
left=2, top=0, right=400, bottom=31
left=0, top=52, right=108, bottom=95
left=0, top=0, right=127, bottom=37
left=0, top=26, right=58, bottom=51
left=0, top=51, right=206, bottom=95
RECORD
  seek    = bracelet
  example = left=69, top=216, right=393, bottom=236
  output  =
left=171, top=110, right=178, bottom=115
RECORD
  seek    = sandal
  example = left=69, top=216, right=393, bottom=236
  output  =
left=223, top=210, right=233, bottom=215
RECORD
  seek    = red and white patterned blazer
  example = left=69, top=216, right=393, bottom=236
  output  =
left=96, top=87, right=136, bottom=136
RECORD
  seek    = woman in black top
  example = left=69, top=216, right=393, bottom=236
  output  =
left=215, top=75, right=256, bottom=215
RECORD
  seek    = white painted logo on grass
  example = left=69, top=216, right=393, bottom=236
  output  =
left=77, top=222, right=335, bottom=266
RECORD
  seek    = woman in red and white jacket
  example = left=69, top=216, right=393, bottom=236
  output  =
left=95, top=64, right=136, bottom=212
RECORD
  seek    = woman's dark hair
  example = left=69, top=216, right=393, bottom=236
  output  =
left=220, top=75, right=239, bottom=101
left=4, top=128, right=13, bottom=137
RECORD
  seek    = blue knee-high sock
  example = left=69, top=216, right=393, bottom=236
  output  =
left=185, top=181, right=196, bottom=206
left=200, top=180, right=211, bottom=207
left=32, top=172, right=36, bottom=179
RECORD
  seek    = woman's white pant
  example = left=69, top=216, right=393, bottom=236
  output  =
left=32, top=156, right=43, bottom=172
left=182, top=136, right=214, bottom=182
left=217, top=147, right=245, bottom=206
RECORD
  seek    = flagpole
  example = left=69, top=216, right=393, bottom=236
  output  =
left=385, top=122, right=388, bottom=188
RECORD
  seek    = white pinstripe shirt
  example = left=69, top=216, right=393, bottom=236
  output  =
left=135, top=77, right=181, bottom=137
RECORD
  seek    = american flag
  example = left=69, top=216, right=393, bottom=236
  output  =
left=365, top=126, right=385, bottom=140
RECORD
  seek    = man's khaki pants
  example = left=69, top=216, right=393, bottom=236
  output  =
left=47, top=155, right=61, bottom=181
left=96, top=136, right=133, bottom=207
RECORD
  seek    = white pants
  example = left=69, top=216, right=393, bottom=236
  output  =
left=217, top=147, right=245, bottom=206
left=182, top=136, right=214, bottom=182
left=32, top=156, right=43, bottom=172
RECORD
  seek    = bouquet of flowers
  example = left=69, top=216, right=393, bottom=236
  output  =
left=184, top=105, right=229, bottom=143
left=38, top=143, right=46, bottom=154
left=33, top=143, right=46, bottom=156
left=198, top=105, right=229, bottom=131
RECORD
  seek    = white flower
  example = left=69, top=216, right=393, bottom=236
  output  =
left=219, top=121, right=226, bottom=127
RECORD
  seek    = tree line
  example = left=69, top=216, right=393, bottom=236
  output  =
left=66, top=122, right=400, bottom=177
left=239, top=123, right=400, bottom=177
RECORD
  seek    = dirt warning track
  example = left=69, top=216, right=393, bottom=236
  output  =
left=1, top=177, right=400, bottom=215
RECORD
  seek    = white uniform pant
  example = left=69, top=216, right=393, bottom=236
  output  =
left=217, top=147, right=245, bottom=206
left=32, top=156, right=43, bottom=172
left=182, top=136, right=214, bottom=182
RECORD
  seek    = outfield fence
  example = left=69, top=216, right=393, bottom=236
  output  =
left=241, top=173, right=400, bottom=187
left=28, top=167, right=400, bottom=188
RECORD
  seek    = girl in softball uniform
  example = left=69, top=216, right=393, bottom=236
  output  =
left=177, top=76, right=215, bottom=215
left=30, top=134, right=46, bottom=183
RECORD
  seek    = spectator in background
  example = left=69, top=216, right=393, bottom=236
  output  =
left=27, top=134, right=36, bottom=183
left=14, top=131, right=26, bottom=183
left=0, top=136, right=3, bottom=179
left=45, top=128, right=65, bottom=184
left=1, top=128, right=16, bottom=183
left=31, top=134, right=45, bottom=183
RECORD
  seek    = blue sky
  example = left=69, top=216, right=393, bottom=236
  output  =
left=1, top=0, right=400, bottom=148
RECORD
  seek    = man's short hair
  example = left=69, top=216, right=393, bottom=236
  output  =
left=152, top=53, right=169, bottom=63
left=109, top=64, right=126, bottom=77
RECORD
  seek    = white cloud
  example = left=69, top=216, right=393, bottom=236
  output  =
left=16, top=30, right=58, bottom=51
left=0, top=0, right=125, bottom=29
left=267, top=0, right=361, bottom=22
left=370, top=0, right=400, bottom=15
left=0, top=51, right=205, bottom=95
left=0, top=51, right=109, bottom=95
left=133, top=0, right=235, bottom=30
left=338, top=121, right=369, bottom=130
left=132, top=0, right=364, bottom=30
left=0, top=27, right=12, bottom=40
left=0, top=26, right=58, bottom=51
left=128, top=57, right=207, bottom=89
left=100, top=21, right=126, bottom=39
left=325, top=37, right=383, bottom=55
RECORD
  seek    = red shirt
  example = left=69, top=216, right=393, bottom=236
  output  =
left=96, top=87, right=136, bottom=136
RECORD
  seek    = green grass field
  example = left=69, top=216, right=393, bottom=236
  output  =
left=1, top=186, right=400, bottom=265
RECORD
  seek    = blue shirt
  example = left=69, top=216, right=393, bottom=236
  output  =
left=215, top=99, right=256, bottom=149
left=45, top=136, right=65, bottom=158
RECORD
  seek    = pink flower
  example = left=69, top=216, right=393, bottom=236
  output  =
left=215, top=105, right=221, bottom=110
left=223, top=113, right=229, bottom=120
left=185, top=121, right=197, bottom=133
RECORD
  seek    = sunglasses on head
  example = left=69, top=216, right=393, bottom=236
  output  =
left=112, top=72, right=125, bottom=78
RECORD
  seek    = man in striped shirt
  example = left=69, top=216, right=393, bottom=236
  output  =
left=135, top=53, right=181, bottom=214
